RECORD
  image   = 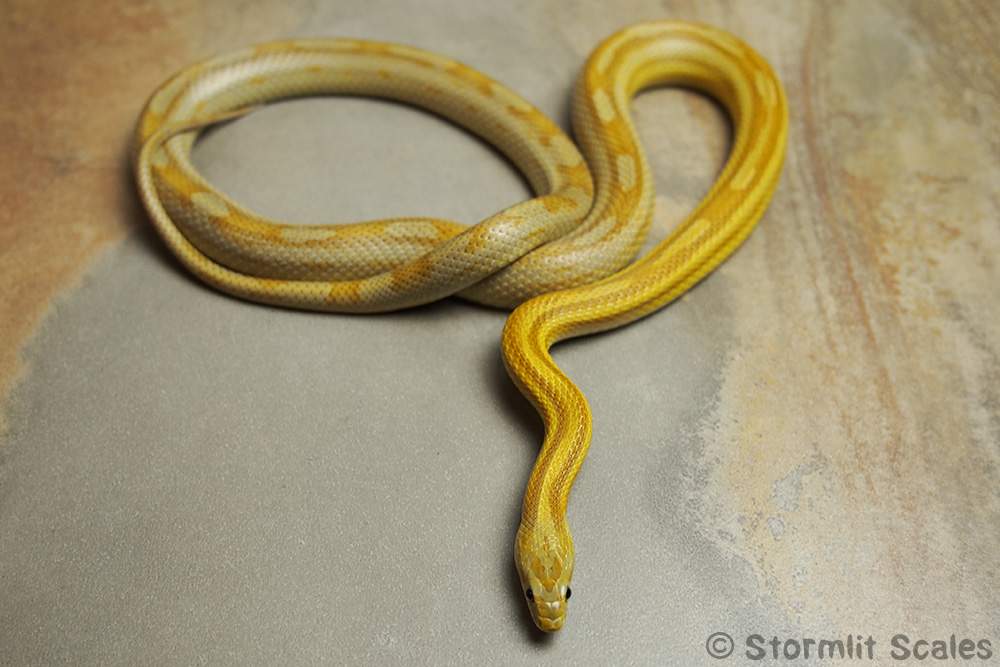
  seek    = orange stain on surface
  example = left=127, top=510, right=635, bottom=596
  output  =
left=0, top=0, right=302, bottom=433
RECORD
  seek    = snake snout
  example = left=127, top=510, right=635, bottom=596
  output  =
left=533, top=599, right=565, bottom=632
left=536, top=612, right=565, bottom=633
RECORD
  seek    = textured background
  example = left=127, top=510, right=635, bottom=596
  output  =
left=1, top=1, right=998, bottom=664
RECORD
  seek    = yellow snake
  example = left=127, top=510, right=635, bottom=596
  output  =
left=133, top=21, right=787, bottom=632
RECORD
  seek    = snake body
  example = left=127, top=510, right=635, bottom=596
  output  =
left=134, top=21, right=787, bottom=632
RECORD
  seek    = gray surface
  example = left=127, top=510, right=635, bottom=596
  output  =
left=7, top=1, right=1000, bottom=663
left=0, top=95, right=782, bottom=662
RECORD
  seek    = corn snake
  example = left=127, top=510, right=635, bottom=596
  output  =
left=134, top=20, right=787, bottom=632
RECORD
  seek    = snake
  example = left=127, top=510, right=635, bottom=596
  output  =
left=133, top=20, right=787, bottom=633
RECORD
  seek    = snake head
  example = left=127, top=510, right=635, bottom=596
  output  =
left=514, top=523, right=574, bottom=632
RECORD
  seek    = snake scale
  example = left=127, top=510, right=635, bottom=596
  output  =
left=134, top=20, right=787, bottom=632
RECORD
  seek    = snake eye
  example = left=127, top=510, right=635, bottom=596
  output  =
left=525, top=588, right=534, bottom=601
left=565, top=587, right=572, bottom=600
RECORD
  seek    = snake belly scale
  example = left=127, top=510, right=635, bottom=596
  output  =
left=134, top=21, right=787, bottom=632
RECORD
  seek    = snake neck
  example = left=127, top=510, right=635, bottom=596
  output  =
left=502, top=306, right=594, bottom=529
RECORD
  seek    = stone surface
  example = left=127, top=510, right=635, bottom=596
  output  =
left=1, top=1, right=998, bottom=663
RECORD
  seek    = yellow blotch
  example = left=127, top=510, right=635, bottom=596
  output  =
left=254, top=42, right=294, bottom=56
left=557, top=162, right=593, bottom=190
left=356, top=277, right=387, bottom=302
left=730, top=165, right=757, bottom=191
left=328, top=281, right=363, bottom=305
left=616, top=153, right=636, bottom=191
left=549, top=134, right=582, bottom=167
left=148, top=89, right=171, bottom=116
left=445, top=62, right=494, bottom=96
left=383, top=43, right=424, bottom=60
left=150, top=148, right=169, bottom=168
left=504, top=104, right=547, bottom=135
left=572, top=215, right=618, bottom=245
left=624, top=23, right=662, bottom=39
left=706, top=29, right=746, bottom=59
left=138, top=114, right=161, bottom=143
left=593, top=48, right=613, bottom=74
left=689, top=217, right=715, bottom=245
left=191, top=191, right=230, bottom=218
left=385, top=221, right=440, bottom=239
left=494, top=82, right=531, bottom=111
left=755, top=69, right=777, bottom=108
left=335, top=39, right=365, bottom=51
left=591, top=88, right=616, bottom=123
left=541, top=195, right=575, bottom=214
left=278, top=226, right=334, bottom=244
left=559, top=185, right=592, bottom=206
